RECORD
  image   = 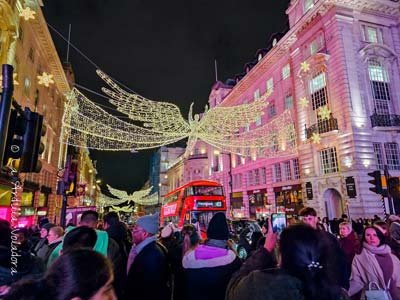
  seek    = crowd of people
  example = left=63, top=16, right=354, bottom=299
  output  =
left=0, top=208, right=399, bottom=300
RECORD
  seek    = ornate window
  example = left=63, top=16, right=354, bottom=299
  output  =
left=384, top=142, right=400, bottom=170
left=373, top=143, right=384, bottom=170
left=368, top=59, right=391, bottom=115
left=273, top=164, right=282, bottom=183
left=284, top=161, right=292, bottom=181
left=282, top=64, right=290, bottom=79
left=304, top=0, right=314, bottom=13
left=319, top=147, right=339, bottom=174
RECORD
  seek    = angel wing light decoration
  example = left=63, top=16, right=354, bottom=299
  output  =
left=62, top=69, right=297, bottom=157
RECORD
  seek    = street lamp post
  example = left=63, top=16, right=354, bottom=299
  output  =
left=158, top=182, right=162, bottom=207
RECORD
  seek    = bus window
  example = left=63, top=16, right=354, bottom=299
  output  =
left=192, top=186, right=224, bottom=196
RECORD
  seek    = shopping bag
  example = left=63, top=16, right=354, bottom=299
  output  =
left=365, top=282, right=391, bottom=300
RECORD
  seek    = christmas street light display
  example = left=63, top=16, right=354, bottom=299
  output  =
left=134, top=192, right=159, bottom=206
left=62, top=70, right=297, bottom=157
left=106, top=184, right=152, bottom=202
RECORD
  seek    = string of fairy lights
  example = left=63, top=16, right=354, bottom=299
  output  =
left=61, top=71, right=298, bottom=157
left=97, top=185, right=159, bottom=209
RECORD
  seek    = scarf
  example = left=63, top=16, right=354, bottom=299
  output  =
left=127, top=235, right=157, bottom=274
left=363, top=242, right=394, bottom=286
left=363, top=242, right=391, bottom=255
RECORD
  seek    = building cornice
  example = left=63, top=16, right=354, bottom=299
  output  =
left=220, top=0, right=399, bottom=106
left=26, top=5, right=71, bottom=95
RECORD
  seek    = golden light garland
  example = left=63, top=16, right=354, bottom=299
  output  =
left=62, top=70, right=298, bottom=157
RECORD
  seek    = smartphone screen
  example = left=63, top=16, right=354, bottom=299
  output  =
left=271, top=213, right=287, bottom=234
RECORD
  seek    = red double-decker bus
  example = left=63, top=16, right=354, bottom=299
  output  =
left=160, top=180, right=226, bottom=236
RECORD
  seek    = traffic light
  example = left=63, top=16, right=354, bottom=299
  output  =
left=368, top=170, right=383, bottom=195
left=19, top=108, right=46, bottom=173
left=388, top=177, right=400, bottom=199
left=3, top=109, right=26, bottom=166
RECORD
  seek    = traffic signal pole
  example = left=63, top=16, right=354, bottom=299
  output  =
left=0, top=64, right=14, bottom=169
left=384, top=165, right=396, bottom=215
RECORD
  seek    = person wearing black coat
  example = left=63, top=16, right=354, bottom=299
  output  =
left=126, top=213, right=170, bottom=300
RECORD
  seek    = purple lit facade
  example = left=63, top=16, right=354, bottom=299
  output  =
left=208, top=0, right=400, bottom=219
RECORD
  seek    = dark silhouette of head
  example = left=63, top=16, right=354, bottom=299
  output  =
left=104, top=212, right=120, bottom=228
left=4, top=249, right=114, bottom=300
left=279, top=224, right=342, bottom=300
left=62, top=226, right=97, bottom=253
left=79, top=211, right=99, bottom=228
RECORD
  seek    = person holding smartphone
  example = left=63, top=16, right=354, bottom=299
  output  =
left=226, top=220, right=348, bottom=300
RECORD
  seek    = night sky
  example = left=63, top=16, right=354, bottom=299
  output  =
left=42, top=0, right=290, bottom=193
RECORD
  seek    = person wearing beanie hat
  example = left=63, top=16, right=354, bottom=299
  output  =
left=182, top=212, right=241, bottom=300
left=136, top=212, right=160, bottom=235
left=207, top=212, right=230, bottom=240
left=126, top=213, right=171, bottom=300
left=33, top=223, right=56, bottom=260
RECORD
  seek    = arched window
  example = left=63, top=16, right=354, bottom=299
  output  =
left=368, top=58, right=391, bottom=115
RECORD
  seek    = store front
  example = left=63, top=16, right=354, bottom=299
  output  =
left=274, top=184, right=303, bottom=222
left=37, top=186, right=51, bottom=224
left=0, top=184, right=12, bottom=221
left=230, top=192, right=244, bottom=219
left=66, top=206, right=97, bottom=225
left=248, top=189, right=271, bottom=219
left=19, top=181, right=40, bottom=227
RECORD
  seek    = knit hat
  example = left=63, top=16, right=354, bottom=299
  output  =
left=136, top=213, right=159, bottom=235
left=42, top=223, right=56, bottom=232
left=207, top=212, right=229, bottom=240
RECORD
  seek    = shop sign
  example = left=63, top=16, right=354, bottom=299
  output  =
left=305, top=182, right=313, bottom=200
left=20, top=207, right=35, bottom=216
left=273, top=184, right=302, bottom=192
left=247, top=189, right=267, bottom=195
left=232, top=192, right=243, bottom=198
left=345, top=177, right=357, bottom=198
left=163, top=203, right=177, bottom=216
left=37, top=210, right=47, bottom=216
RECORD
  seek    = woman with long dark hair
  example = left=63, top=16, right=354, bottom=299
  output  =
left=227, top=223, right=346, bottom=300
left=348, top=226, right=400, bottom=299
left=3, top=248, right=116, bottom=300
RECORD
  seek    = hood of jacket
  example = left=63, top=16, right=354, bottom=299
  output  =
left=183, top=244, right=237, bottom=269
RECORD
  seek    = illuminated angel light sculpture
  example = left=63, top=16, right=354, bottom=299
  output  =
left=100, top=185, right=159, bottom=206
left=62, top=69, right=297, bottom=157
left=106, top=184, right=152, bottom=202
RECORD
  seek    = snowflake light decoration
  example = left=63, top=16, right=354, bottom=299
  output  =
left=300, top=61, right=310, bottom=73
left=299, top=97, right=309, bottom=108
left=37, top=72, right=54, bottom=87
left=311, top=132, right=321, bottom=144
left=317, top=106, right=331, bottom=120
left=62, top=69, right=298, bottom=158
left=19, top=7, right=36, bottom=21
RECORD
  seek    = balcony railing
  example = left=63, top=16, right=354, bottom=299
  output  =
left=370, top=113, right=400, bottom=127
left=305, top=117, right=338, bottom=139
